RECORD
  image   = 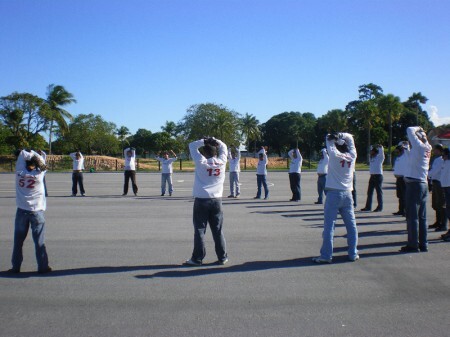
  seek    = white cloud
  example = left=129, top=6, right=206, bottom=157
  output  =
left=429, top=105, right=450, bottom=126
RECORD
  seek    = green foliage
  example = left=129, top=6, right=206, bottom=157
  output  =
left=181, top=103, right=242, bottom=145
left=58, top=114, right=120, bottom=155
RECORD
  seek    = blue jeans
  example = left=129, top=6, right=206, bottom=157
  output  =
left=12, top=208, right=49, bottom=272
left=289, top=173, right=301, bottom=201
left=191, top=198, right=227, bottom=263
left=405, top=181, right=428, bottom=249
left=319, top=190, right=358, bottom=261
left=229, top=172, right=240, bottom=196
left=317, top=174, right=327, bottom=203
left=161, top=173, right=173, bottom=194
left=256, top=174, right=269, bottom=198
left=364, top=174, right=383, bottom=210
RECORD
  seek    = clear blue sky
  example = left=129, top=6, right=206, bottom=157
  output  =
left=1, top=0, right=449, bottom=135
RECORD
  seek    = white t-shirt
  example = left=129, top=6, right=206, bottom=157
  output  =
left=393, top=151, right=409, bottom=177
left=124, top=148, right=136, bottom=170
left=369, top=146, right=385, bottom=174
left=190, top=139, right=228, bottom=198
left=429, top=156, right=444, bottom=181
left=404, top=127, right=432, bottom=182
left=317, top=149, right=329, bottom=175
left=16, top=150, right=46, bottom=212
left=70, top=152, right=85, bottom=170
left=256, top=149, right=268, bottom=175
left=156, top=156, right=177, bottom=173
left=288, top=149, right=302, bottom=173
left=325, top=133, right=357, bottom=191
left=228, top=149, right=241, bottom=172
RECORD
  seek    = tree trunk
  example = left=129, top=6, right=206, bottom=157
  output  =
left=48, top=120, right=54, bottom=155
left=388, top=110, right=392, bottom=166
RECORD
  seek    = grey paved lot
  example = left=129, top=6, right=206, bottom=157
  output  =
left=0, top=170, right=449, bottom=337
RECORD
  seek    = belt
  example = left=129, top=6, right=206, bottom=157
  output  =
left=73, top=170, right=82, bottom=172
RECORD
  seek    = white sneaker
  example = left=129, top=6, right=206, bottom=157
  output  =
left=218, top=258, right=228, bottom=265
left=183, top=259, right=202, bottom=266
left=312, top=256, right=332, bottom=264
left=349, top=255, right=360, bottom=262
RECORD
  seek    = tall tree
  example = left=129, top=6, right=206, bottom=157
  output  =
left=378, top=94, right=403, bottom=165
left=180, top=103, right=242, bottom=145
left=46, top=84, right=76, bottom=154
left=240, top=113, right=261, bottom=155
left=404, top=92, right=428, bottom=126
left=116, top=126, right=130, bottom=151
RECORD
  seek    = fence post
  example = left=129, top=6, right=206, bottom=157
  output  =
left=244, top=157, right=247, bottom=170
left=179, top=158, right=182, bottom=171
left=116, top=159, right=118, bottom=171
left=11, top=160, right=13, bottom=172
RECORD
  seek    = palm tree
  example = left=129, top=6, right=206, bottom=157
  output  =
left=240, top=113, right=261, bottom=156
left=46, top=84, right=76, bottom=154
left=116, top=126, right=130, bottom=151
left=378, top=94, right=403, bottom=166
left=406, top=92, right=428, bottom=125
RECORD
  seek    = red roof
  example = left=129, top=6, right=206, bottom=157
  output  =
left=438, top=131, right=450, bottom=139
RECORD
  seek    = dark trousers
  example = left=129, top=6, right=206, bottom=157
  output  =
left=191, top=198, right=227, bottom=263
left=352, top=172, right=357, bottom=207
left=432, top=180, right=447, bottom=229
left=124, top=170, right=138, bottom=195
left=72, top=171, right=85, bottom=195
left=289, top=173, right=301, bottom=201
left=364, top=174, right=383, bottom=210
left=396, top=176, right=406, bottom=214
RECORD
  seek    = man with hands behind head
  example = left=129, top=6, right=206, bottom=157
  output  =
left=184, top=137, right=228, bottom=266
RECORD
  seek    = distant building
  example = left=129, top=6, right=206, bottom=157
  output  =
left=429, top=127, right=450, bottom=147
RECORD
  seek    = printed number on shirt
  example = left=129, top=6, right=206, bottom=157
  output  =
left=207, top=168, right=221, bottom=176
left=340, top=160, right=351, bottom=168
left=18, top=178, right=36, bottom=189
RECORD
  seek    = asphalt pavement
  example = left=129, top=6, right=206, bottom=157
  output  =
left=0, top=170, right=449, bottom=337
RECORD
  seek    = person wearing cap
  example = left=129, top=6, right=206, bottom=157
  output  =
left=122, top=147, right=138, bottom=196
left=315, top=148, right=329, bottom=204
left=400, top=127, right=432, bottom=253
left=9, top=149, right=52, bottom=274
left=428, top=144, right=447, bottom=232
left=392, top=141, right=410, bottom=216
left=312, top=132, right=359, bottom=264
left=361, top=144, right=385, bottom=212
left=439, top=148, right=450, bottom=241
left=288, top=147, right=302, bottom=202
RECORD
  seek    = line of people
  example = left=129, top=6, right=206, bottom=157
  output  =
left=6, top=126, right=449, bottom=272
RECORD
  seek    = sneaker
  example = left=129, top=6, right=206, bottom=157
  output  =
left=360, top=208, right=370, bottom=211
left=400, top=246, right=419, bottom=253
left=440, top=230, right=450, bottom=239
left=349, top=255, right=360, bottom=262
left=218, top=258, right=228, bottom=265
left=122, top=193, right=127, bottom=196
left=169, top=193, right=172, bottom=196
left=81, top=194, right=86, bottom=197
left=7, top=268, right=20, bottom=274
left=392, top=211, right=404, bottom=216
left=312, top=257, right=332, bottom=264
left=264, top=196, right=269, bottom=200
left=38, top=267, right=52, bottom=274
left=227, top=195, right=235, bottom=198
left=373, top=208, right=382, bottom=212
left=161, top=193, right=165, bottom=196
left=235, top=194, right=240, bottom=198
left=183, top=259, right=202, bottom=266
left=435, top=227, right=446, bottom=232
left=71, top=194, right=76, bottom=197
left=254, top=196, right=261, bottom=199
left=419, top=246, right=428, bottom=252
left=314, top=201, right=323, bottom=204
left=134, top=193, right=138, bottom=196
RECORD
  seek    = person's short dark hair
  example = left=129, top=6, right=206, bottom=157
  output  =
left=202, top=145, right=217, bottom=159
left=434, top=143, right=444, bottom=151
left=336, top=143, right=349, bottom=153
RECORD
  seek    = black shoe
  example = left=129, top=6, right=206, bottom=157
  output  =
left=440, top=230, right=450, bottom=239
left=393, top=211, right=404, bottom=216
left=428, top=222, right=440, bottom=229
left=161, top=193, right=165, bottom=196
left=38, top=267, right=52, bottom=274
left=7, top=268, right=20, bottom=274
left=419, top=246, right=428, bottom=252
left=435, top=227, right=446, bottom=232
left=400, top=246, right=419, bottom=253
left=373, top=208, right=382, bottom=212
left=315, top=201, right=323, bottom=204
left=360, top=208, right=370, bottom=211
